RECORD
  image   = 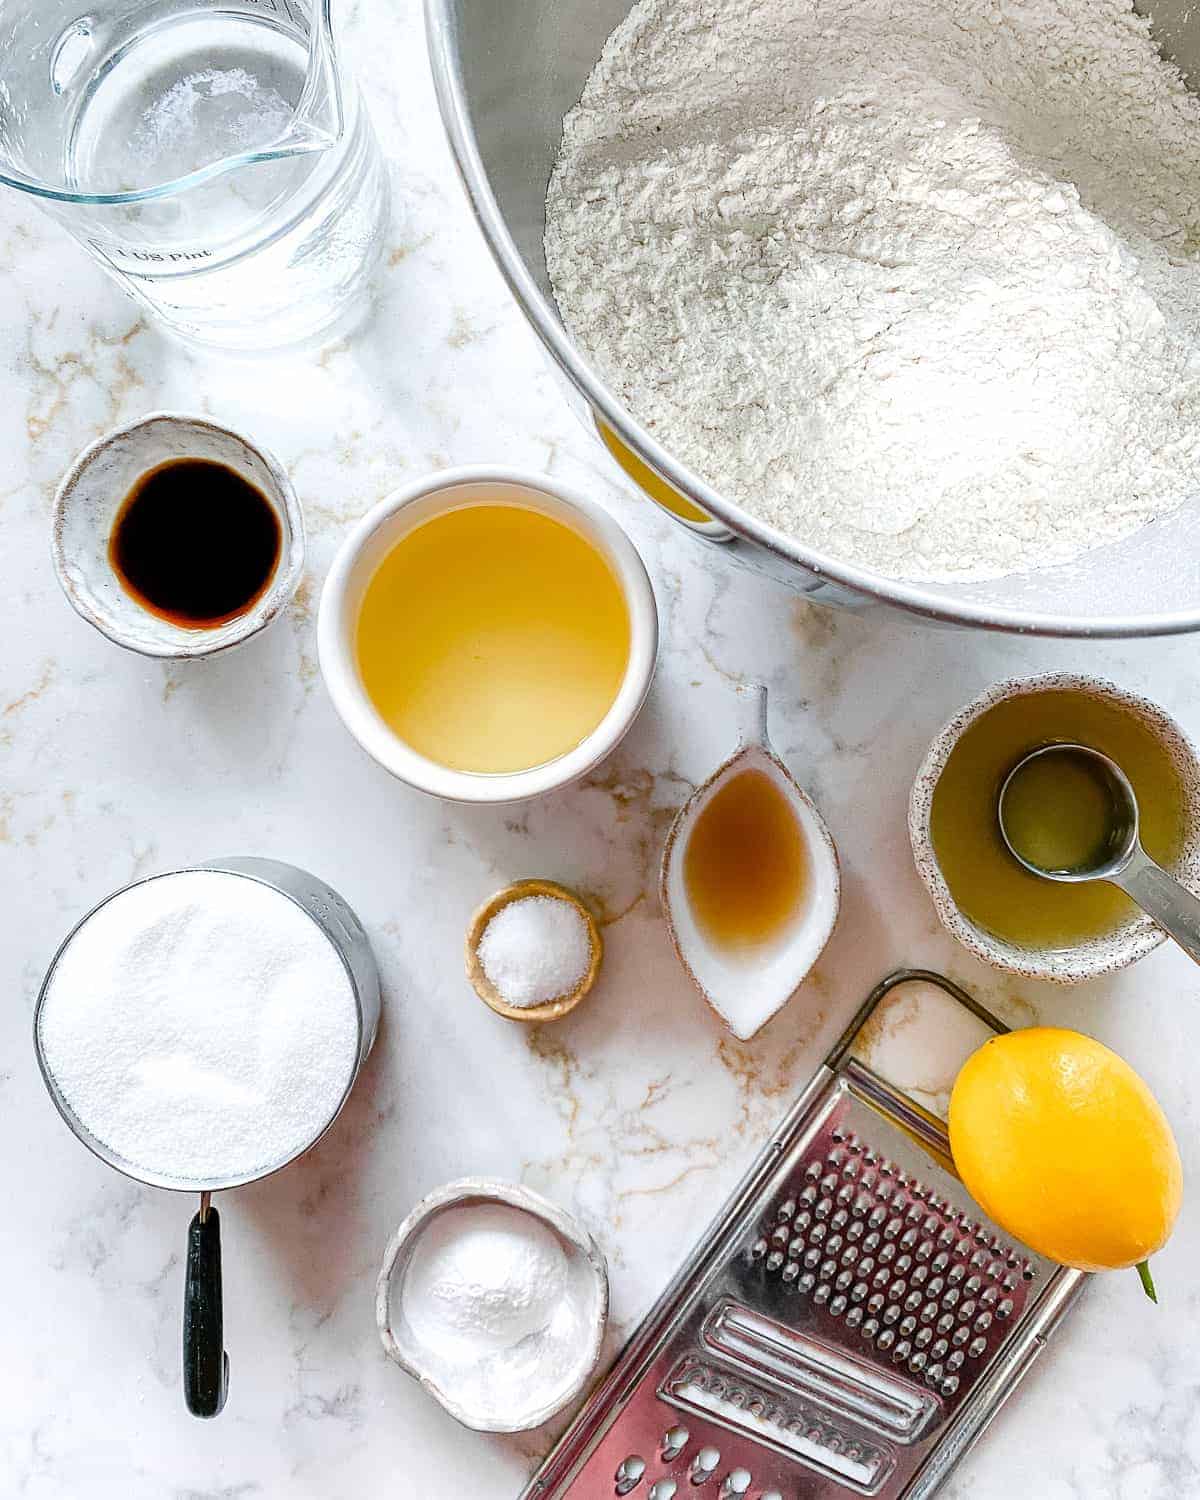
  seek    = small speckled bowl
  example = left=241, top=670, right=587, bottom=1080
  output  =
left=376, top=1177, right=609, bottom=1432
left=909, top=672, right=1200, bottom=983
left=52, top=412, right=305, bottom=659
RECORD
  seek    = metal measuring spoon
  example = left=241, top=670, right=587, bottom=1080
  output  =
left=999, top=743, right=1200, bottom=966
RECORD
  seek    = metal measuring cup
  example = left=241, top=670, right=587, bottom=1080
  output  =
left=33, top=856, right=381, bottom=1418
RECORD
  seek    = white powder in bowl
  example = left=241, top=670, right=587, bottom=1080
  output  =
left=402, top=1203, right=569, bottom=1351
left=37, top=870, right=360, bottom=1183
left=395, top=1199, right=599, bottom=1426
left=477, top=895, right=592, bottom=1008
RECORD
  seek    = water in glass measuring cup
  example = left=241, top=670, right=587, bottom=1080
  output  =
left=0, top=0, right=389, bottom=347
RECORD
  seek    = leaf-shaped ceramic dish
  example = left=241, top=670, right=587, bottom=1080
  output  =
left=661, top=683, right=841, bottom=1040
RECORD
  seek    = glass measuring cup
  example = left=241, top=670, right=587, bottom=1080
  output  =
left=0, top=0, right=389, bottom=346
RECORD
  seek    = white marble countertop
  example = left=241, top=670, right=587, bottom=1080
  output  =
left=3, top=3, right=1199, bottom=1496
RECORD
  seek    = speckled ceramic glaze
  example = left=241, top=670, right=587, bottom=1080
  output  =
left=375, top=1177, right=609, bottom=1432
left=52, top=412, right=305, bottom=659
left=910, top=673, right=1200, bottom=983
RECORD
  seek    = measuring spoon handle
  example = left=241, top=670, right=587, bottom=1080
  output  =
left=1112, top=849, right=1200, bottom=968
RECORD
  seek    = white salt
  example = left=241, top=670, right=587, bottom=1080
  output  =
left=37, top=870, right=360, bottom=1182
left=477, top=894, right=591, bottom=1008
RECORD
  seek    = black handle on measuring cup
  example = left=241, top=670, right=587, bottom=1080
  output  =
left=184, top=1202, right=229, bottom=1418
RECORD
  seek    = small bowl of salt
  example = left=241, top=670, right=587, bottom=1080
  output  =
left=466, top=879, right=602, bottom=1022
left=376, top=1178, right=609, bottom=1432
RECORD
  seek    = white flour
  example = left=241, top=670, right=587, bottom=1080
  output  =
left=546, top=0, right=1200, bottom=581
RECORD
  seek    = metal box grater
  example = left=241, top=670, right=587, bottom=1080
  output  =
left=520, top=970, right=1088, bottom=1500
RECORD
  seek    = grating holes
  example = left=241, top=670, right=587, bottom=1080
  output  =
left=965, top=1275, right=983, bottom=1296
left=926, top=1363, right=945, bottom=1385
left=832, top=1208, right=850, bottom=1231
left=836, top=1270, right=854, bottom=1292
left=958, top=1299, right=977, bottom=1321
left=947, top=1263, right=966, bottom=1285
left=816, top=1198, right=833, bottom=1220
left=941, top=1375, right=960, bottom=1397
left=892, top=1339, right=912, bottom=1362
left=901, top=1227, right=919, bottom=1250
left=805, top=1161, right=822, bottom=1180
left=909, top=1350, right=928, bottom=1374
left=718, top=1472, right=751, bottom=1500
left=975, top=1312, right=993, bottom=1334
left=911, top=1264, right=929, bottom=1287
left=914, top=1326, right=933, bottom=1350
left=766, top=1252, right=784, bottom=1272
left=858, top=1257, right=876, bottom=1278
left=663, top=1425, right=689, bottom=1460
left=750, top=1238, right=768, bottom=1262
left=951, top=1327, right=970, bottom=1348
left=895, top=1254, right=914, bottom=1276
left=782, top=1261, right=799, bottom=1285
left=903, top=1291, right=922, bottom=1314
left=879, top=1242, right=897, bottom=1265
left=997, top=1299, right=1014, bottom=1320
left=846, top=1306, right=863, bottom=1330
left=830, top=1294, right=848, bottom=1317
left=803, top=1248, right=821, bottom=1270
left=968, top=1337, right=988, bottom=1359
left=649, top=1484, right=678, bottom=1500
left=862, top=1317, right=880, bottom=1341
left=900, top=1314, right=917, bottom=1337
left=877, top=1328, right=896, bottom=1352
left=931, top=1338, right=949, bottom=1360
left=777, top=1198, right=797, bottom=1219
left=841, top=1245, right=860, bottom=1268
left=770, top=1225, right=790, bottom=1247
left=811, top=1223, right=828, bottom=1245
left=788, top=1236, right=805, bottom=1260
left=826, top=1234, right=844, bottom=1257
left=942, top=1289, right=960, bottom=1311
left=927, top=1276, right=945, bottom=1297
left=814, top=1283, right=831, bottom=1306
left=846, top=1219, right=864, bottom=1242
left=851, top=1281, right=869, bottom=1303
left=946, top=1350, right=965, bottom=1372
left=799, top=1272, right=816, bottom=1294
left=882, top=1303, right=901, bottom=1326
left=690, top=1447, right=720, bottom=1485
left=616, top=1457, right=646, bottom=1495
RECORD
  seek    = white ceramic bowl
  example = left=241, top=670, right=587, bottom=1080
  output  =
left=375, top=1176, right=609, bottom=1432
left=909, top=672, right=1200, bottom=983
left=317, top=466, right=658, bottom=803
left=52, top=412, right=305, bottom=659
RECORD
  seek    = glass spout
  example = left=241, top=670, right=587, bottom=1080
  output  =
left=0, top=0, right=346, bottom=205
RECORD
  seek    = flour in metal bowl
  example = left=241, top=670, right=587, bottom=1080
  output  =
left=546, top=0, right=1200, bottom=582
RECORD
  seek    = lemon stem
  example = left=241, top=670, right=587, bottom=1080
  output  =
left=1136, top=1260, right=1158, bottom=1303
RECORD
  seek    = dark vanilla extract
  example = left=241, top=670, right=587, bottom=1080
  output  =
left=109, top=458, right=281, bottom=628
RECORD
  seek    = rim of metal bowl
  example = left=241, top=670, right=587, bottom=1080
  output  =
left=33, top=863, right=369, bottom=1194
left=424, top=0, right=1200, bottom=640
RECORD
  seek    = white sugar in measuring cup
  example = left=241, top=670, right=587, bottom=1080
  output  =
left=0, top=0, right=389, bottom=346
left=33, top=856, right=381, bottom=1418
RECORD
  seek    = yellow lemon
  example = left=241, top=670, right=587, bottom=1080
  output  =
left=948, top=1027, right=1181, bottom=1288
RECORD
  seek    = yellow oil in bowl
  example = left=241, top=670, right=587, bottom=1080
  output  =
left=355, top=501, right=631, bottom=775
left=930, top=689, right=1186, bottom=949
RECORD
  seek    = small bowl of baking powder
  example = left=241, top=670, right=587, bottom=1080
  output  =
left=376, top=1178, right=609, bottom=1431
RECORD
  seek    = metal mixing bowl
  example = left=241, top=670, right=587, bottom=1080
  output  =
left=425, top=0, right=1200, bottom=636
